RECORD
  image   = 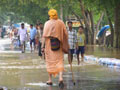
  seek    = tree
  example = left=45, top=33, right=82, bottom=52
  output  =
left=0, top=0, right=49, bottom=24
left=114, top=2, right=120, bottom=48
left=0, top=0, right=120, bottom=48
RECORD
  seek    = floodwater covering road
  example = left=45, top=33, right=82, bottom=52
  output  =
left=0, top=38, right=120, bottom=90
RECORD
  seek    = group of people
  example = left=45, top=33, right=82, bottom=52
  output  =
left=10, top=9, right=86, bottom=88
left=18, top=23, right=43, bottom=56
left=10, top=23, right=44, bottom=58
left=67, top=21, right=86, bottom=65
left=29, top=23, right=43, bottom=56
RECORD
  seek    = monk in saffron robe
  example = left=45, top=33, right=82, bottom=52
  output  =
left=42, top=9, right=69, bottom=86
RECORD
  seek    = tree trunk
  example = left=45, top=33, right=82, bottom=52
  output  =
left=95, top=12, right=104, bottom=44
left=72, top=11, right=83, bottom=27
left=89, top=11, right=95, bottom=44
left=105, top=9, right=114, bottom=47
left=78, top=0, right=92, bottom=44
left=114, top=4, right=120, bottom=48
left=103, top=31, right=106, bottom=46
left=60, top=2, right=63, bottom=20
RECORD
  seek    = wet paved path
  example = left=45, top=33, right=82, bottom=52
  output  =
left=0, top=38, right=120, bottom=90
left=0, top=53, right=120, bottom=90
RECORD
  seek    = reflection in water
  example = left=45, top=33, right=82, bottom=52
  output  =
left=48, top=86, right=66, bottom=90
left=86, top=46, right=120, bottom=59
left=26, top=82, right=57, bottom=87
left=0, top=46, right=120, bottom=89
left=48, top=86, right=52, bottom=90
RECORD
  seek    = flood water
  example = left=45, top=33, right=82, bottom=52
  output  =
left=86, top=45, right=120, bottom=59
left=0, top=39, right=120, bottom=90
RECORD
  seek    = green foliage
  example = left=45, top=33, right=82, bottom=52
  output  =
left=0, top=0, right=119, bottom=26
left=0, top=0, right=49, bottom=24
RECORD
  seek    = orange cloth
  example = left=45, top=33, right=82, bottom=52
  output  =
left=43, top=19, right=69, bottom=76
left=48, top=9, right=58, bottom=20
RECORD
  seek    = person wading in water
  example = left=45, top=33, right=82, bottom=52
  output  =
left=42, top=9, right=69, bottom=88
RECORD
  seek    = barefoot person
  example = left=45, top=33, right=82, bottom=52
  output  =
left=35, top=24, right=39, bottom=50
left=67, top=21, right=77, bottom=64
left=36, top=23, right=43, bottom=58
left=29, top=24, right=37, bottom=53
left=42, top=9, right=69, bottom=87
left=10, top=28, right=18, bottom=49
left=18, top=23, right=28, bottom=53
left=76, top=26, right=86, bottom=64
left=10, top=28, right=15, bottom=49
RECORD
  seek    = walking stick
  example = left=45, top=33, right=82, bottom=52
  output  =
left=70, top=61, right=76, bottom=85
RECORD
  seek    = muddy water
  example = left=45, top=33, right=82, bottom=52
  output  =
left=86, top=46, right=120, bottom=59
left=0, top=52, right=120, bottom=90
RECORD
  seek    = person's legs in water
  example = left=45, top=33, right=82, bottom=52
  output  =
left=77, top=54, right=80, bottom=65
left=59, top=72, right=64, bottom=88
left=68, top=53, right=73, bottom=64
left=46, top=73, right=52, bottom=85
left=11, top=39, right=14, bottom=50
left=76, top=47, right=80, bottom=65
left=80, top=46, right=85, bottom=62
left=38, top=41, right=42, bottom=58
left=30, top=39, right=33, bottom=53
left=59, top=72, right=63, bottom=81
left=20, top=41, right=24, bottom=53
left=23, top=41, right=26, bottom=53
left=81, top=54, right=84, bottom=62
left=68, top=49, right=74, bottom=64
left=33, top=39, right=36, bottom=52
left=21, top=44, right=23, bottom=53
left=68, top=53, right=71, bottom=64
left=71, top=53, right=73, bottom=62
left=35, top=38, right=39, bottom=51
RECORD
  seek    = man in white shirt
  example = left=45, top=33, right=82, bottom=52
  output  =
left=18, top=23, right=28, bottom=53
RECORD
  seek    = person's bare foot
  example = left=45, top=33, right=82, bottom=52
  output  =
left=39, top=56, right=42, bottom=60
left=59, top=76, right=64, bottom=87
left=59, top=81, right=64, bottom=88
left=78, top=60, right=80, bottom=65
left=81, top=60, right=84, bottom=64
left=81, top=58, right=84, bottom=62
left=46, top=81, right=53, bottom=85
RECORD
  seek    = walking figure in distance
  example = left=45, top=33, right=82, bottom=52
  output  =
left=18, top=23, right=28, bottom=53
left=36, top=23, right=43, bottom=58
left=29, top=24, right=37, bottom=53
